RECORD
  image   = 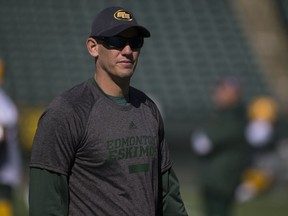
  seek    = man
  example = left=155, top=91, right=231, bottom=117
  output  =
left=191, top=77, right=251, bottom=216
left=29, top=6, right=188, bottom=216
left=0, top=58, right=21, bottom=216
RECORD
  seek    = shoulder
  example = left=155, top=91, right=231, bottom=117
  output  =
left=43, top=80, right=100, bottom=124
left=130, top=87, right=162, bottom=120
left=60, top=80, right=98, bottom=108
left=130, top=87, right=156, bottom=107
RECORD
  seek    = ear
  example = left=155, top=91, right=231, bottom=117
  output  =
left=86, top=37, right=99, bottom=58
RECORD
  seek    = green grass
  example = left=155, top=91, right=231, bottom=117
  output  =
left=180, top=183, right=288, bottom=216
left=234, top=191, right=288, bottom=216
left=13, top=188, right=28, bottom=216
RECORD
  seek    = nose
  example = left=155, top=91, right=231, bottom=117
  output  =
left=121, top=43, right=133, bottom=54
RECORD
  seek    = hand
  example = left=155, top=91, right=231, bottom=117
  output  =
left=191, top=130, right=212, bottom=155
left=245, top=120, right=273, bottom=147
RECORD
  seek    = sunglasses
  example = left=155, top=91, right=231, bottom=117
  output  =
left=94, top=36, right=144, bottom=50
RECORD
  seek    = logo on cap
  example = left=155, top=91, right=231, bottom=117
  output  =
left=114, top=9, right=133, bottom=21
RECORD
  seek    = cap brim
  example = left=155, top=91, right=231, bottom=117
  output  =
left=93, top=24, right=151, bottom=38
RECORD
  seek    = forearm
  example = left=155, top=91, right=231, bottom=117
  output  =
left=162, top=168, right=188, bottom=216
left=29, top=168, right=69, bottom=216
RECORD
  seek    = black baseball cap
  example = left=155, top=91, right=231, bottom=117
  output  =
left=90, top=6, right=151, bottom=38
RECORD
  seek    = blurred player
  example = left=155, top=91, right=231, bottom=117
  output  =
left=191, top=77, right=251, bottom=216
left=236, top=96, right=278, bottom=202
left=0, top=58, right=21, bottom=216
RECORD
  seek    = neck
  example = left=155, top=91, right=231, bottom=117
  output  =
left=93, top=73, right=129, bottom=97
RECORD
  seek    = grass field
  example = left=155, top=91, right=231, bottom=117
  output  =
left=175, top=160, right=288, bottom=216
left=180, top=183, right=288, bottom=216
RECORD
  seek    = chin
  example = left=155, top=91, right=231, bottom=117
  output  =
left=119, top=68, right=135, bottom=77
left=121, top=73, right=134, bottom=79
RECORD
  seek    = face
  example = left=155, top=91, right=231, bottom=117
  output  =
left=213, top=84, right=240, bottom=108
left=88, top=28, right=142, bottom=83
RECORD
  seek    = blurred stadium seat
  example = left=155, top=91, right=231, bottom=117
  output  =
left=0, top=0, right=270, bottom=122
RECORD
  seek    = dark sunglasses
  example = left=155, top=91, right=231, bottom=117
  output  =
left=94, top=36, right=144, bottom=50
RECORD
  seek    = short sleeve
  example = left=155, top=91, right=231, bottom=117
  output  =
left=30, top=97, right=83, bottom=175
left=158, top=110, right=172, bottom=173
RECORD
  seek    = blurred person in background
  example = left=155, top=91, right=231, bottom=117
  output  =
left=29, top=6, right=187, bottom=216
left=236, top=96, right=279, bottom=202
left=191, top=77, right=251, bottom=216
left=0, top=58, right=22, bottom=216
